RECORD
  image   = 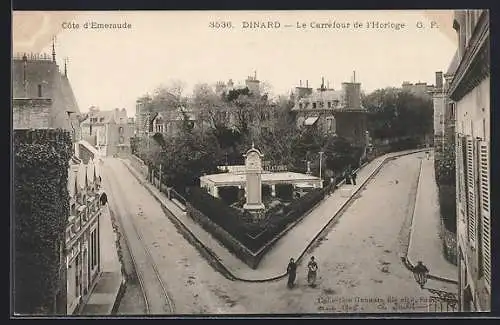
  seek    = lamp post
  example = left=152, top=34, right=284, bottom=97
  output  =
left=319, top=151, right=324, bottom=181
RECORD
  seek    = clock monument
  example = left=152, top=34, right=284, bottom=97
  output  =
left=243, top=143, right=265, bottom=210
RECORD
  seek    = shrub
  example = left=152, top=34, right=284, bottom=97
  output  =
left=218, top=186, right=239, bottom=205
left=14, top=129, right=72, bottom=314
left=275, top=184, right=294, bottom=201
left=438, top=184, right=457, bottom=233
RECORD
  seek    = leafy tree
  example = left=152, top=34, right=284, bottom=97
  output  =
left=323, top=135, right=357, bottom=174
left=363, top=87, right=433, bottom=141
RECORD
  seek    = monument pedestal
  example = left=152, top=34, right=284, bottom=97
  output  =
left=243, top=202, right=265, bottom=210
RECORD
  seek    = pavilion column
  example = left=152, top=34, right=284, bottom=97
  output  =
left=271, top=184, right=276, bottom=197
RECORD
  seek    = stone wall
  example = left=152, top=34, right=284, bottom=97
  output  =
left=13, top=98, right=52, bottom=129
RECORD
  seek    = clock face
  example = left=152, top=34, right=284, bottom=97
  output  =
left=246, top=152, right=261, bottom=169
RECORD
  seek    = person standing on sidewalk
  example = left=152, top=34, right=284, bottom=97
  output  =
left=307, top=256, right=319, bottom=287
left=287, top=258, right=297, bottom=289
left=351, top=171, right=357, bottom=185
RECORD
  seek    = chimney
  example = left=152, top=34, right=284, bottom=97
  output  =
left=353, top=71, right=356, bottom=83
left=435, top=71, right=443, bottom=90
left=306, top=80, right=309, bottom=88
left=300, top=80, right=302, bottom=87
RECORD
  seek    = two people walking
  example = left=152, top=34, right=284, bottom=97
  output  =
left=287, top=256, right=319, bottom=289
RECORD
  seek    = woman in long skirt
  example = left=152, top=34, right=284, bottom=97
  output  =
left=287, top=258, right=297, bottom=288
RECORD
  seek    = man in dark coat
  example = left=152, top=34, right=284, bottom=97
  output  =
left=287, top=258, right=297, bottom=288
left=351, top=171, right=357, bottom=185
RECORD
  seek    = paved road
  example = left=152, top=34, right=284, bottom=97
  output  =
left=104, top=153, right=455, bottom=314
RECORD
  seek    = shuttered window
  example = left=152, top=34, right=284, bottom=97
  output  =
left=478, top=140, right=490, bottom=287
left=465, top=136, right=477, bottom=248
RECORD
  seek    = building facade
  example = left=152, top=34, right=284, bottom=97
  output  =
left=291, top=77, right=368, bottom=149
left=448, top=9, right=490, bottom=311
left=65, top=152, right=106, bottom=314
left=12, top=51, right=82, bottom=139
left=80, top=107, right=133, bottom=157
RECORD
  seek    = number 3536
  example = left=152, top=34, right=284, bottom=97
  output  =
left=209, top=21, right=233, bottom=28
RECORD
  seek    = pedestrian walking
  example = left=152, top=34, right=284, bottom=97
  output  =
left=307, top=256, right=319, bottom=287
left=351, top=171, right=357, bottom=185
left=286, top=258, right=297, bottom=288
left=426, top=151, right=430, bottom=160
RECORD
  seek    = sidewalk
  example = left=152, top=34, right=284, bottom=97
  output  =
left=80, top=205, right=125, bottom=315
left=121, top=149, right=426, bottom=282
left=407, top=151, right=458, bottom=283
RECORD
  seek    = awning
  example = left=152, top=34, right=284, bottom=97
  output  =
left=304, top=116, right=319, bottom=126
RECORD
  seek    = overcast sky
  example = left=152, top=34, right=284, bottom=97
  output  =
left=13, top=10, right=457, bottom=117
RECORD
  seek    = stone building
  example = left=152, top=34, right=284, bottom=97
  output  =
left=65, top=149, right=106, bottom=314
left=80, top=107, right=133, bottom=157
left=149, top=106, right=196, bottom=137
left=448, top=9, right=490, bottom=311
left=12, top=47, right=82, bottom=138
left=291, top=76, right=368, bottom=149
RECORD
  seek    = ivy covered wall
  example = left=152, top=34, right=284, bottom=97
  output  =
left=14, top=129, right=72, bottom=314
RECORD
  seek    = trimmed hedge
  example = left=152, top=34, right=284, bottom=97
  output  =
left=438, top=184, right=457, bottom=233
left=218, top=186, right=239, bottom=205
left=186, top=185, right=327, bottom=252
left=14, top=129, right=72, bottom=314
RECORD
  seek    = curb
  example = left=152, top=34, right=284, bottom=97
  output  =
left=402, top=156, right=458, bottom=286
left=121, top=149, right=427, bottom=282
left=110, top=277, right=127, bottom=315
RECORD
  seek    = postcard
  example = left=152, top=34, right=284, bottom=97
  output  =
left=11, top=9, right=491, bottom=316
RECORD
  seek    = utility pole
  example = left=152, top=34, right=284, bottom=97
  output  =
left=159, top=163, right=162, bottom=190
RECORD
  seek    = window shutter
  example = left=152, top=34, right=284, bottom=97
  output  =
left=478, top=140, right=490, bottom=287
left=465, top=136, right=477, bottom=248
left=457, top=135, right=467, bottom=214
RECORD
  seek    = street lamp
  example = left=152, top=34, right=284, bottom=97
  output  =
left=319, top=151, right=324, bottom=181
left=410, top=260, right=459, bottom=309
left=412, top=261, right=429, bottom=289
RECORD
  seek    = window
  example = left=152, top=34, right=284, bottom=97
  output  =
left=312, top=102, right=317, bottom=109
left=99, top=117, right=104, bottom=122
left=299, top=103, right=303, bottom=109
left=328, top=101, right=331, bottom=108
left=37, top=84, right=42, bottom=97
left=119, top=126, right=124, bottom=135
left=75, top=255, right=81, bottom=297
left=91, top=229, right=98, bottom=269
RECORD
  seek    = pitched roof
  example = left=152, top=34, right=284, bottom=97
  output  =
left=12, top=57, right=80, bottom=130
